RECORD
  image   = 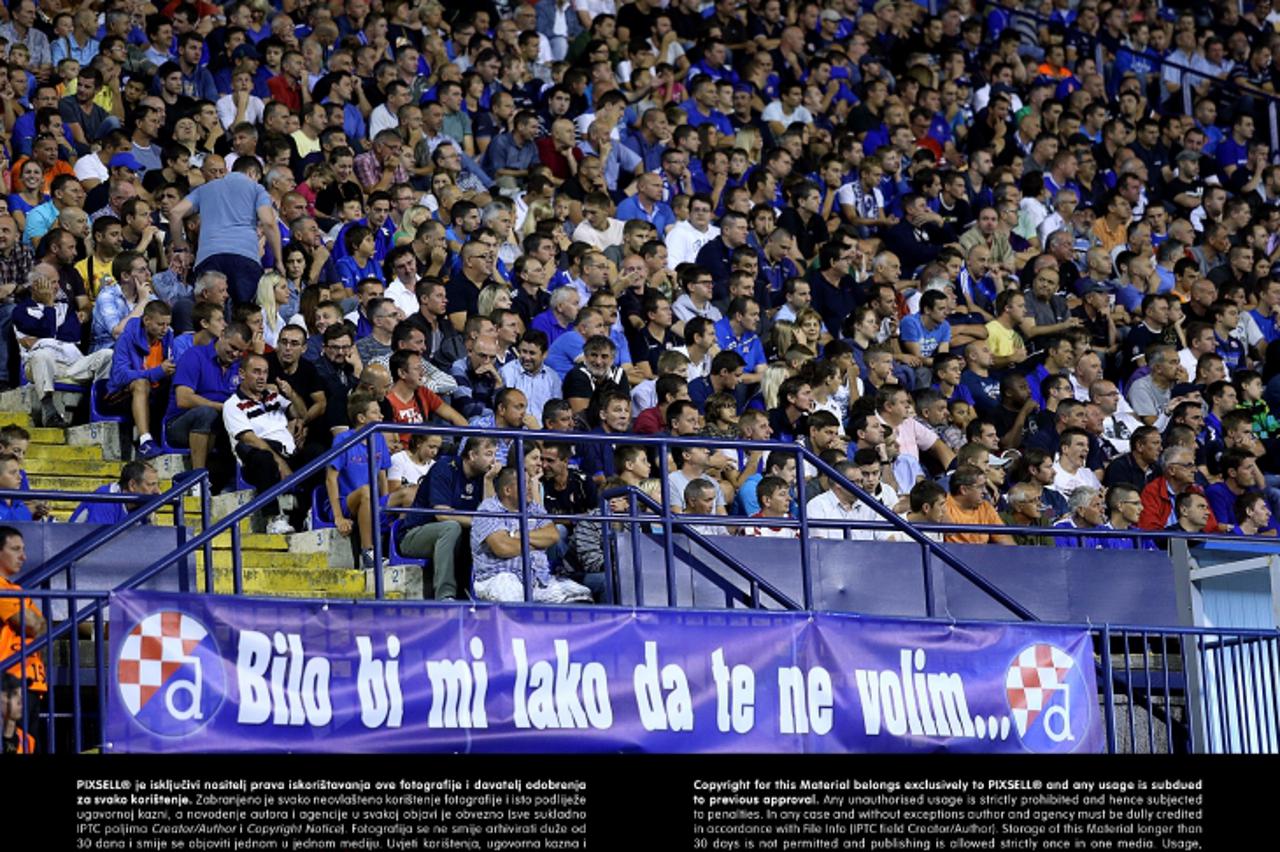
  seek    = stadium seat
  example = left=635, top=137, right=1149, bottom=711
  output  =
left=159, top=418, right=190, bottom=457
left=89, top=380, right=125, bottom=424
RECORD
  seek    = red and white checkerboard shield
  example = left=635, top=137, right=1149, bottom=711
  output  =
left=1005, top=643, right=1075, bottom=736
left=116, top=611, right=208, bottom=716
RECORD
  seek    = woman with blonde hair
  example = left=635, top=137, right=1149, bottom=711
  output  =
left=477, top=282, right=514, bottom=317
left=734, top=127, right=763, bottom=162
left=255, top=271, right=290, bottom=348
left=394, top=205, right=430, bottom=245
left=768, top=319, right=797, bottom=362
left=759, top=361, right=791, bottom=411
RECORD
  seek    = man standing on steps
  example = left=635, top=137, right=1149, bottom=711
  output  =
left=164, top=321, right=251, bottom=486
left=106, top=299, right=175, bottom=459
left=168, top=157, right=283, bottom=309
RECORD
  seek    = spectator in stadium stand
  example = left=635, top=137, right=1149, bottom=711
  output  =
left=1104, top=483, right=1156, bottom=551
left=499, top=331, right=560, bottom=428
left=999, top=482, right=1056, bottom=547
left=1232, top=492, right=1275, bottom=538
left=326, top=392, right=416, bottom=570
left=876, top=385, right=956, bottom=470
left=1051, top=487, right=1108, bottom=549
left=106, top=300, right=175, bottom=459
left=168, top=157, right=282, bottom=308
left=944, top=464, right=1014, bottom=545
left=13, top=262, right=110, bottom=428
left=403, top=279, right=466, bottom=371
left=451, top=334, right=505, bottom=419
left=381, top=350, right=467, bottom=446
left=0, top=454, right=35, bottom=523
left=401, top=436, right=501, bottom=602
left=1139, top=446, right=1220, bottom=532
left=69, top=461, right=160, bottom=525
left=1205, top=450, right=1276, bottom=533
left=165, top=321, right=252, bottom=477
left=1168, top=491, right=1214, bottom=539
left=172, top=301, right=226, bottom=367
left=223, top=352, right=317, bottom=536
left=1103, top=425, right=1164, bottom=492
left=471, top=465, right=593, bottom=604
left=0, top=524, right=45, bottom=755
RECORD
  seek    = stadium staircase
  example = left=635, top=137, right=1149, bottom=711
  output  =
left=0, top=386, right=418, bottom=600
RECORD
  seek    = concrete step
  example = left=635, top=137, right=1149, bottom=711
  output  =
left=26, top=427, right=66, bottom=443
left=196, top=548, right=352, bottom=571
left=25, top=458, right=120, bottom=477
left=23, top=444, right=103, bottom=462
left=202, top=565, right=369, bottom=596
left=0, top=409, right=32, bottom=427
left=66, top=422, right=123, bottom=458
left=28, top=474, right=173, bottom=492
left=0, top=386, right=34, bottom=412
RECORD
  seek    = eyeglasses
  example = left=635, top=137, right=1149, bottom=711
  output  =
left=325, top=344, right=352, bottom=353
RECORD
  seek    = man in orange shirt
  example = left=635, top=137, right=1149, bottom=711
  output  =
left=0, top=526, right=46, bottom=753
left=1091, top=190, right=1131, bottom=254
left=944, top=465, right=1015, bottom=545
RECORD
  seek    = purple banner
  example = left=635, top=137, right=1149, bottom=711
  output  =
left=106, top=591, right=1103, bottom=754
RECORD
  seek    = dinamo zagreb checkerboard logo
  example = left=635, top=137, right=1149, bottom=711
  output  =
left=1005, top=643, right=1091, bottom=753
left=116, top=611, right=225, bottom=737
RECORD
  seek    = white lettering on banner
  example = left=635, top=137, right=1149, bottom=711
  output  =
left=234, top=630, right=333, bottom=726
left=854, top=648, right=976, bottom=739
left=633, top=641, right=693, bottom=732
left=710, top=648, right=755, bottom=734
left=425, top=636, right=489, bottom=729
left=512, top=639, right=613, bottom=730
left=356, top=634, right=404, bottom=729
left=776, top=666, right=833, bottom=735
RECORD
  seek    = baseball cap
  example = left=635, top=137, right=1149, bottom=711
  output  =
left=821, top=9, right=843, bottom=22
left=108, top=153, right=144, bottom=172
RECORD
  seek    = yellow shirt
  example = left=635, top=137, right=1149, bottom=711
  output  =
left=984, top=319, right=1022, bottom=357
left=75, top=254, right=115, bottom=302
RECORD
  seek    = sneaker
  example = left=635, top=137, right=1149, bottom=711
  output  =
left=137, top=439, right=163, bottom=459
left=42, top=410, right=69, bottom=429
left=361, top=549, right=390, bottom=570
left=266, top=515, right=296, bottom=535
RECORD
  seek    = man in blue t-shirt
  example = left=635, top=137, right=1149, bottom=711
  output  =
left=714, top=297, right=767, bottom=384
left=399, top=436, right=500, bottom=600
left=168, top=157, right=282, bottom=307
left=164, top=321, right=251, bottom=472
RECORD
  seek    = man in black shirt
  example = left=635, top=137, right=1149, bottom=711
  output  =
left=542, top=442, right=595, bottom=531
left=1102, top=425, right=1162, bottom=491
left=268, top=324, right=327, bottom=454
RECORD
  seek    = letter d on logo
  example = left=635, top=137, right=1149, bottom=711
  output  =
left=1042, top=688, right=1074, bottom=743
left=165, top=655, right=204, bottom=721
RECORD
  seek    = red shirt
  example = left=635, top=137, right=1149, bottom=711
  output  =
left=633, top=406, right=666, bottom=435
left=382, top=386, right=445, bottom=444
left=267, top=74, right=302, bottom=114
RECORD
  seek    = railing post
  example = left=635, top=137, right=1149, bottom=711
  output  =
left=200, top=477, right=213, bottom=593
left=367, top=431, right=384, bottom=599
left=1270, top=101, right=1279, bottom=162
left=921, top=543, right=935, bottom=618
left=514, top=435, right=531, bottom=602
left=1182, top=81, right=1193, bottom=120
left=794, top=445, right=813, bottom=610
left=1100, top=625, right=1118, bottom=754
left=174, top=492, right=189, bottom=593
left=598, top=491, right=615, bottom=605
left=231, top=516, right=243, bottom=595
left=629, top=490, right=644, bottom=606
left=658, top=439, right=677, bottom=607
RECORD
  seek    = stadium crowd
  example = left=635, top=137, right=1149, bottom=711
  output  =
left=0, top=0, right=1279, bottom=616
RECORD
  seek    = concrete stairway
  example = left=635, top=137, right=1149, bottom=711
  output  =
left=1, top=386, right=422, bottom=599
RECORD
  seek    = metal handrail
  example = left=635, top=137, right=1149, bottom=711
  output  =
left=11, top=471, right=210, bottom=589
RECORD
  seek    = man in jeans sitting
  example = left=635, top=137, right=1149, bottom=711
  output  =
left=400, top=436, right=500, bottom=600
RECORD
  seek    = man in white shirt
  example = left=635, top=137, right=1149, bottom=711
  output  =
left=806, top=459, right=882, bottom=541
left=1052, top=428, right=1102, bottom=496
left=666, top=194, right=720, bottom=269
left=571, top=192, right=627, bottom=251
left=762, top=82, right=814, bottom=138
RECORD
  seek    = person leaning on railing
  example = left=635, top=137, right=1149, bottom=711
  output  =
left=0, top=526, right=45, bottom=754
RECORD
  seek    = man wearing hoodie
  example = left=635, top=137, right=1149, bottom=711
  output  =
left=107, top=300, right=175, bottom=458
